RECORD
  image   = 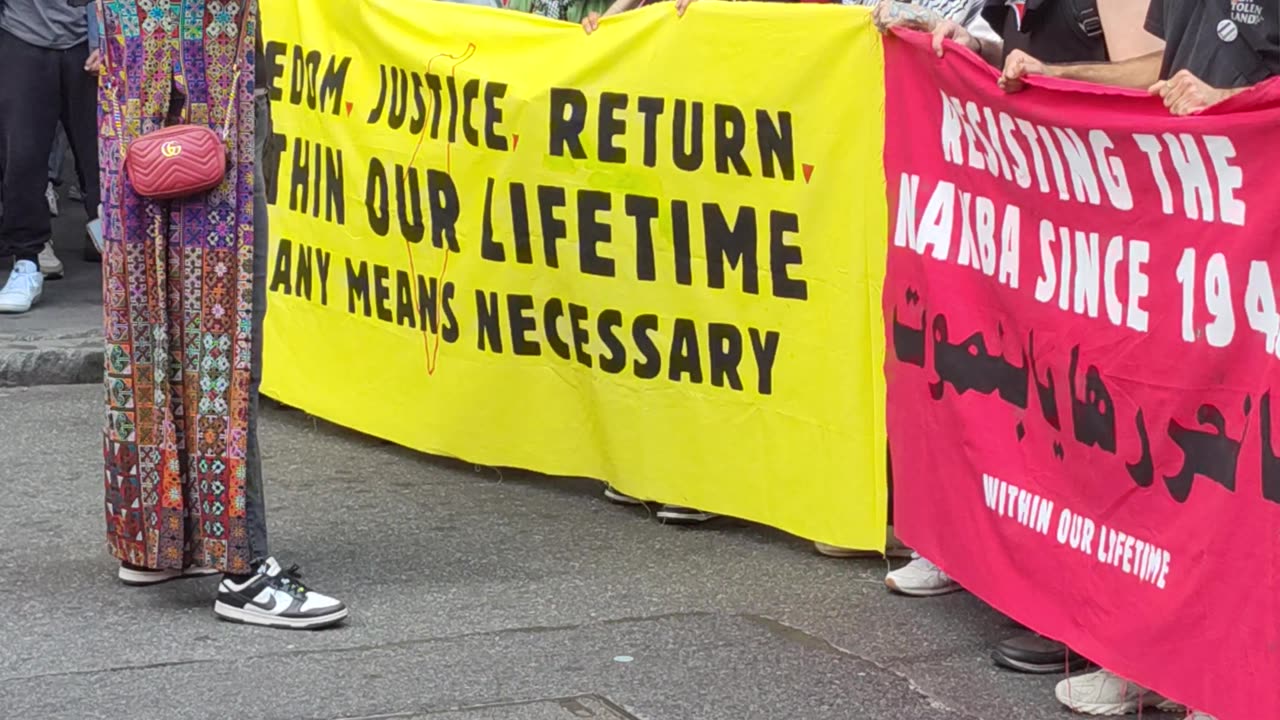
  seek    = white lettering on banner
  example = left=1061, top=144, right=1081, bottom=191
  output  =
left=893, top=174, right=1022, bottom=290
left=982, top=473, right=1053, bottom=535
left=981, top=473, right=1172, bottom=590
left=939, top=93, right=1136, bottom=210
left=1132, top=133, right=1247, bottom=227
left=935, top=93, right=1247, bottom=227
left=1176, top=252, right=1280, bottom=358
left=1095, top=524, right=1172, bottom=589
left=1032, top=222, right=1150, bottom=332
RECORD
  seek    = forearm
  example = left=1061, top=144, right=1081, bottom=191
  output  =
left=968, top=25, right=1003, bottom=67
left=1044, top=50, right=1162, bottom=89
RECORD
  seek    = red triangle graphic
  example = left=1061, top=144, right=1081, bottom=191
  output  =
left=512, top=133, right=520, bottom=151
left=802, top=163, right=815, bottom=184
left=345, top=101, right=354, bottom=117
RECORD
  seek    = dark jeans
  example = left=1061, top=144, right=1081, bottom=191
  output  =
left=0, top=31, right=100, bottom=262
left=244, top=92, right=273, bottom=561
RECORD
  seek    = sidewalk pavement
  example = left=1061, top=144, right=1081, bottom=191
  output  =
left=0, top=188, right=103, bottom=387
left=0, top=384, right=1183, bottom=720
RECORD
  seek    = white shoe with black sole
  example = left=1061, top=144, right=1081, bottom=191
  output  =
left=118, top=564, right=220, bottom=586
left=656, top=505, right=719, bottom=524
left=214, top=557, right=348, bottom=630
left=603, top=485, right=644, bottom=505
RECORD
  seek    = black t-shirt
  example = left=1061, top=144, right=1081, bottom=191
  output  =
left=982, top=0, right=1109, bottom=63
left=1146, top=0, right=1280, bottom=87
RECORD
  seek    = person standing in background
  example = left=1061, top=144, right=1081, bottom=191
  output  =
left=998, top=1, right=1276, bottom=711
left=0, top=0, right=101, bottom=310
left=95, top=0, right=347, bottom=629
left=874, top=0, right=1112, bottom=679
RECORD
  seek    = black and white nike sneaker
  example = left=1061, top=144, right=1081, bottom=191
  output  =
left=214, top=558, right=348, bottom=630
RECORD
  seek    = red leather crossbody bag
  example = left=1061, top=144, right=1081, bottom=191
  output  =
left=102, top=2, right=251, bottom=200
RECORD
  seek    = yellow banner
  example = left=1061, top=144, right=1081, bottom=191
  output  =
left=261, top=0, right=888, bottom=550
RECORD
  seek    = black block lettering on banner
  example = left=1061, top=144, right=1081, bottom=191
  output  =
left=544, top=298, right=571, bottom=361
left=598, top=310, right=627, bottom=374
left=289, top=138, right=347, bottom=225
left=637, top=97, right=664, bottom=168
left=704, top=205, right=759, bottom=295
left=673, top=99, right=703, bottom=172
left=1163, top=402, right=1247, bottom=503
left=271, top=44, right=350, bottom=115
left=669, top=318, right=703, bottom=384
left=273, top=64, right=811, bottom=400
left=509, top=182, right=533, bottom=264
left=476, top=290, right=503, bottom=353
left=599, top=92, right=628, bottom=164
left=396, top=164, right=426, bottom=244
left=507, top=294, right=540, bottom=356
left=428, top=170, right=461, bottom=252
left=750, top=329, right=780, bottom=395
left=480, top=178, right=504, bottom=262
left=1261, top=392, right=1280, bottom=504
left=633, top=314, right=662, bottom=380
left=770, top=211, right=806, bottom=300
left=1069, top=347, right=1116, bottom=453
left=549, top=88, right=588, bottom=160
left=569, top=303, right=593, bottom=367
left=626, top=194, right=659, bottom=282
left=578, top=190, right=616, bottom=278
left=269, top=238, right=331, bottom=307
left=484, top=82, right=509, bottom=151
left=708, top=322, right=745, bottom=391
left=888, top=289, right=1280, bottom=505
left=757, top=110, right=795, bottom=181
left=714, top=104, right=750, bottom=177
left=366, top=158, right=390, bottom=237
left=538, top=185, right=568, bottom=268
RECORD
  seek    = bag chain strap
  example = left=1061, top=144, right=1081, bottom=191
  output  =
left=99, top=0, right=255, bottom=160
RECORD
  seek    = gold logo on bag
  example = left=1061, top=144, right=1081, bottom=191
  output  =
left=161, top=141, right=183, bottom=158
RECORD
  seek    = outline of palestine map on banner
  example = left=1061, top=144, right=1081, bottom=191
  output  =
left=257, top=0, right=890, bottom=552
left=882, top=30, right=1280, bottom=720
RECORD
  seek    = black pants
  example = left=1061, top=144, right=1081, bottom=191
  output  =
left=0, top=31, right=100, bottom=262
left=243, top=92, right=273, bottom=561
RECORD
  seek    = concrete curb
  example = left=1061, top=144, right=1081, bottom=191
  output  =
left=0, top=330, right=102, bottom=387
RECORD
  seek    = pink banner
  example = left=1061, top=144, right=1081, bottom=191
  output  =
left=883, top=32, right=1280, bottom=720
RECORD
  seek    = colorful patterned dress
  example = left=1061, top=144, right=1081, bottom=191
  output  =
left=100, top=0, right=261, bottom=575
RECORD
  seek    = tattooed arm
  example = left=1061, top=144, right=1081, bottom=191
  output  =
left=872, top=0, right=944, bottom=32
left=873, top=0, right=1004, bottom=66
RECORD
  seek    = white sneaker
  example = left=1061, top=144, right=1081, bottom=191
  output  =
left=118, top=564, right=220, bottom=586
left=885, top=553, right=961, bottom=596
left=603, top=485, right=643, bottom=505
left=87, top=218, right=104, bottom=254
left=38, top=242, right=64, bottom=279
left=1187, top=714, right=1217, bottom=720
left=0, top=260, right=44, bottom=314
left=656, top=504, right=719, bottom=524
left=45, top=182, right=59, bottom=217
left=1054, top=669, right=1183, bottom=715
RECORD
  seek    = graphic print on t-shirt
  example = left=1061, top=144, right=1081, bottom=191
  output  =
left=1220, top=0, right=1267, bottom=42
left=1231, top=0, right=1266, bottom=26
left=1006, top=0, right=1027, bottom=30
